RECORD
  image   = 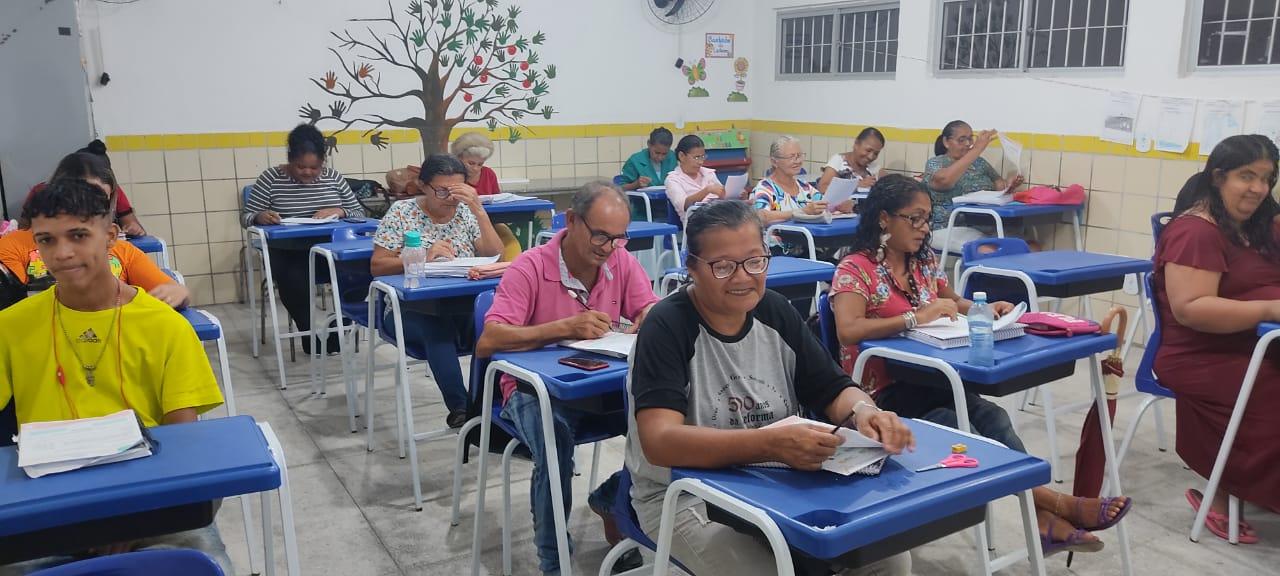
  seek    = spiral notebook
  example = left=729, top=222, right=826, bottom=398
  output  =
left=747, top=415, right=888, bottom=476
left=906, top=303, right=1028, bottom=349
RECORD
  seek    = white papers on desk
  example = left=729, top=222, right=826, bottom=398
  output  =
left=16, top=410, right=152, bottom=478
left=952, top=189, right=1013, bottom=206
left=751, top=416, right=889, bottom=476
left=906, top=303, right=1028, bottom=349
left=422, top=255, right=500, bottom=277
left=559, top=331, right=636, bottom=359
left=279, top=216, right=338, bottom=225
left=479, top=192, right=536, bottom=204
left=823, top=177, right=856, bottom=211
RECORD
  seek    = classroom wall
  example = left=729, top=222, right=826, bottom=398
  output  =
left=79, top=0, right=755, bottom=305
left=748, top=0, right=1280, bottom=341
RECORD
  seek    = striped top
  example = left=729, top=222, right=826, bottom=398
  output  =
left=241, top=166, right=364, bottom=227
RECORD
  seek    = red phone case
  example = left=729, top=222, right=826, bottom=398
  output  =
left=558, top=355, right=608, bottom=371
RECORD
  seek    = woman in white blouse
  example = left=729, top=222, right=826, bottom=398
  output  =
left=663, top=135, right=747, bottom=224
left=817, top=127, right=886, bottom=194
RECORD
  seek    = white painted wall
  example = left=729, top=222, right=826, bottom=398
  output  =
left=752, top=0, right=1280, bottom=140
left=81, top=0, right=754, bottom=136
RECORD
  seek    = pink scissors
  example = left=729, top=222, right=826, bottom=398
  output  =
left=915, top=453, right=979, bottom=472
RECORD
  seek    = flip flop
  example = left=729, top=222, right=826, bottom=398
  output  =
left=1075, top=495, right=1133, bottom=531
left=1186, top=489, right=1260, bottom=544
left=1041, top=513, right=1105, bottom=557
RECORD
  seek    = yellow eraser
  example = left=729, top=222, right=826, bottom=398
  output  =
left=951, top=443, right=967, bottom=454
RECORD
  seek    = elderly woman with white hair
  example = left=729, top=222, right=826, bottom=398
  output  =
left=451, top=132, right=501, bottom=196
left=752, top=135, right=848, bottom=256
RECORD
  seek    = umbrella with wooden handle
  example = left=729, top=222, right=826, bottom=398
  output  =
left=1073, top=305, right=1128, bottom=499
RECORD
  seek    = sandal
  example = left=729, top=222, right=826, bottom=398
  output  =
left=1186, top=489, right=1260, bottom=544
left=1074, top=495, right=1133, bottom=531
left=1041, top=513, right=1105, bottom=557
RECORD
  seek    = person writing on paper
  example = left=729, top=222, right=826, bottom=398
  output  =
left=923, top=121, right=1025, bottom=253
left=664, top=135, right=747, bottom=224
left=1155, top=134, right=1280, bottom=542
left=371, top=154, right=502, bottom=428
left=241, top=123, right=364, bottom=354
left=830, top=175, right=1131, bottom=555
left=452, top=132, right=502, bottom=196
left=817, top=127, right=886, bottom=195
left=475, top=181, right=659, bottom=574
left=619, top=127, right=677, bottom=191
left=626, top=200, right=913, bottom=575
left=0, top=153, right=190, bottom=308
left=0, top=180, right=231, bottom=573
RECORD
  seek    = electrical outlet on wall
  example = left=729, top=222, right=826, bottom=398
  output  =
left=1123, top=273, right=1139, bottom=295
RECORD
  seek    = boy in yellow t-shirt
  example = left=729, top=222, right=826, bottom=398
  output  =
left=0, top=180, right=231, bottom=573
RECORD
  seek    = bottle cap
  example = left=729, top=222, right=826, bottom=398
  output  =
left=973, top=291, right=987, bottom=301
left=404, top=230, right=422, bottom=248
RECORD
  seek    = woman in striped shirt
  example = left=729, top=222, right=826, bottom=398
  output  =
left=242, top=123, right=364, bottom=354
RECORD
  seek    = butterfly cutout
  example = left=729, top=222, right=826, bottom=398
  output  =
left=682, top=58, right=706, bottom=85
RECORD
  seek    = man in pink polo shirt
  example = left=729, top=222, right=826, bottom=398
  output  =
left=477, top=181, right=658, bottom=575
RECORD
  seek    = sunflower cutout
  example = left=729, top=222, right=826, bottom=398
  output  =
left=682, top=57, right=709, bottom=98
left=727, top=57, right=749, bottom=102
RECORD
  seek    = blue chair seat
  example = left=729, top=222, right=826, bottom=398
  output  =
left=31, top=549, right=224, bottom=576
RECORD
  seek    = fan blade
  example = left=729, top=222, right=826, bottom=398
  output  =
left=665, top=0, right=685, bottom=18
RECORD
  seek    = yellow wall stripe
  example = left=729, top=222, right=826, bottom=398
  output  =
left=105, top=119, right=1204, bottom=160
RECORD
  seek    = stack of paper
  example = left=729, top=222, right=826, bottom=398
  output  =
left=479, top=192, right=536, bottom=204
left=422, top=255, right=501, bottom=278
left=906, top=304, right=1027, bottom=349
left=952, top=189, right=1014, bottom=206
left=280, top=215, right=338, bottom=225
left=559, top=331, right=636, bottom=359
left=750, top=415, right=889, bottom=476
left=16, top=410, right=152, bottom=478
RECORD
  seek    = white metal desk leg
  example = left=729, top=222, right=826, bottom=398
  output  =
left=260, top=489, right=274, bottom=576
left=971, top=521, right=994, bottom=576
left=1020, top=489, right=1047, bottom=576
left=533, top=375, right=574, bottom=575
left=308, top=249, right=320, bottom=393
left=210, top=321, right=262, bottom=575
left=248, top=231, right=261, bottom=358
left=653, top=478, right=795, bottom=576
left=470, top=363, right=501, bottom=576
left=260, top=423, right=300, bottom=576
left=260, top=243, right=289, bottom=389
left=1088, top=357, right=1132, bottom=576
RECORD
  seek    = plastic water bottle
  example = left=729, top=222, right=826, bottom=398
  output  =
left=968, top=291, right=995, bottom=367
left=401, top=231, right=427, bottom=289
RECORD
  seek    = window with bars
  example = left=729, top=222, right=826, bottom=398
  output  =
left=778, top=3, right=900, bottom=78
left=1196, top=0, right=1280, bottom=66
left=937, top=0, right=1129, bottom=72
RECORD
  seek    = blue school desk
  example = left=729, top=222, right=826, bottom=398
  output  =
left=766, top=215, right=861, bottom=261
left=937, top=203, right=1084, bottom=279
left=0, top=416, right=279, bottom=564
left=482, top=198, right=555, bottom=246
left=307, top=235, right=376, bottom=429
left=855, top=332, right=1132, bottom=575
left=127, top=235, right=171, bottom=268
left=624, top=186, right=668, bottom=222
left=652, top=419, right=1049, bottom=575
left=470, top=345, right=631, bottom=576
left=251, top=219, right=379, bottom=241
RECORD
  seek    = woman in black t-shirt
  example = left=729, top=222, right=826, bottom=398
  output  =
left=625, top=200, right=914, bottom=576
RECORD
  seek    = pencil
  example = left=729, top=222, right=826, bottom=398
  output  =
left=829, top=406, right=858, bottom=435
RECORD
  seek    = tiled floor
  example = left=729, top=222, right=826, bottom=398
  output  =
left=199, top=301, right=1279, bottom=575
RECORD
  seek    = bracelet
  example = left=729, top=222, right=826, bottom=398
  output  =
left=851, top=400, right=881, bottom=427
left=902, top=310, right=918, bottom=330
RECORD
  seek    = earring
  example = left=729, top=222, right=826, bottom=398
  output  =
left=876, top=233, right=890, bottom=262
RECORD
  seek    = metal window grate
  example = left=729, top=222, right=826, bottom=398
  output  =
left=939, top=0, right=1025, bottom=70
left=1027, top=0, right=1129, bottom=68
left=838, top=7, right=901, bottom=73
left=780, top=13, right=835, bottom=75
left=1198, top=0, right=1280, bottom=66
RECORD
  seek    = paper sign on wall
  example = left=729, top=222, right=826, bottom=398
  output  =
left=1154, top=97, right=1196, bottom=154
left=1100, top=91, right=1140, bottom=145
left=1253, top=101, right=1280, bottom=151
left=1199, top=100, right=1245, bottom=156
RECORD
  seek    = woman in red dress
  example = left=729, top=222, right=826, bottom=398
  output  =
left=451, top=132, right=500, bottom=196
left=1155, top=134, right=1280, bottom=543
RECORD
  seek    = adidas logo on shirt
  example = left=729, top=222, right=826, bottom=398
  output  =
left=76, top=329, right=101, bottom=344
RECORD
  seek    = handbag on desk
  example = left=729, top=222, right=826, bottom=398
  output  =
left=1019, top=312, right=1100, bottom=337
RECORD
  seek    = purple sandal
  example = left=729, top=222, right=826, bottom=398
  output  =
left=1042, top=513, right=1105, bottom=557
left=1076, top=496, right=1133, bottom=532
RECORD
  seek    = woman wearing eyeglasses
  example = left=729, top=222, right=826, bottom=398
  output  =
left=829, top=175, right=1130, bottom=554
left=664, top=135, right=748, bottom=225
left=923, top=120, right=1025, bottom=253
left=752, top=136, right=850, bottom=257
left=626, top=199, right=913, bottom=575
left=371, top=153, right=503, bottom=427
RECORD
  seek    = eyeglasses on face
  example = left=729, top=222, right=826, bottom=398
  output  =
left=772, top=153, right=805, bottom=162
left=688, top=253, right=771, bottom=279
left=578, top=215, right=629, bottom=248
left=892, top=213, right=931, bottom=230
left=431, top=186, right=452, bottom=199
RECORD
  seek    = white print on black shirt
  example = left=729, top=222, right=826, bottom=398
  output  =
left=709, top=374, right=792, bottom=428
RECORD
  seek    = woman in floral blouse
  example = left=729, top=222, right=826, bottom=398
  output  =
left=753, top=135, right=848, bottom=257
left=828, top=174, right=1131, bottom=555
left=371, top=153, right=503, bottom=427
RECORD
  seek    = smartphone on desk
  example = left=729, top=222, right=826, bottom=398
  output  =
left=558, top=355, right=609, bottom=371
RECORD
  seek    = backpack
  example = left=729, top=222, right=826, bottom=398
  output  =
left=346, top=178, right=390, bottom=219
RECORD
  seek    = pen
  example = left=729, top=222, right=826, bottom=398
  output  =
left=829, top=406, right=858, bottom=435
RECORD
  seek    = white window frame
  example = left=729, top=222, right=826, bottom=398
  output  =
left=1183, top=0, right=1280, bottom=74
left=776, top=1, right=901, bottom=81
left=931, top=0, right=1130, bottom=77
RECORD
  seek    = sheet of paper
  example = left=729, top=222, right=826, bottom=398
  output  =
left=1199, top=100, right=1246, bottom=156
left=17, top=410, right=144, bottom=468
left=1255, top=100, right=1280, bottom=151
left=765, top=415, right=888, bottom=476
left=1154, top=97, right=1197, bottom=154
left=479, top=192, right=536, bottom=204
left=1134, top=95, right=1159, bottom=153
left=421, top=255, right=501, bottom=278
left=822, top=177, right=856, bottom=210
left=1100, top=91, right=1141, bottom=145
left=279, top=216, right=338, bottom=225
left=723, top=174, right=749, bottom=198
left=560, top=331, right=637, bottom=359
left=998, top=134, right=1023, bottom=173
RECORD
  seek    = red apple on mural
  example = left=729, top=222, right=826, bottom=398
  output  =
left=522, top=80, right=531, bottom=88
left=463, top=92, right=473, bottom=102
left=473, top=55, right=484, bottom=65
left=520, top=61, right=529, bottom=71
left=507, top=45, right=517, bottom=55
left=479, top=73, right=489, bottom=83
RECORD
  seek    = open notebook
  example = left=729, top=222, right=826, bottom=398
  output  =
left=559, top=332, right=636, bottom=359
left=15, top=409, right=153, bottom=479
left=906, top=302, right=1028, bottom=349
left=951, top=189, right=1014, bottom=206
left=748, top=415, right=889, bottom=476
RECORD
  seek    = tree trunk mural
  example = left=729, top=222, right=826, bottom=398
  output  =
left=299, top=0, right=558, bottom=158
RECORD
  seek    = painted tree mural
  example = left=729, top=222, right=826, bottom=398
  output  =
left=299, top=0, right=557, bottom=156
